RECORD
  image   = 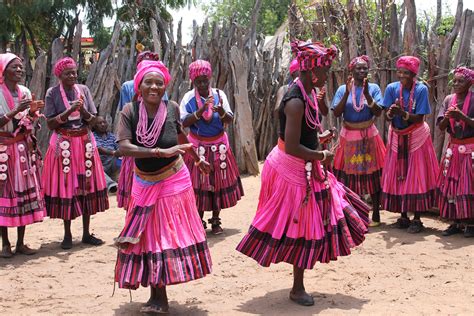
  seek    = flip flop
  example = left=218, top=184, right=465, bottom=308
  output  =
left=368, top=221, right=381, bottom=227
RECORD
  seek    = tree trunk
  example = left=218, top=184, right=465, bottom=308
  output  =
left=454, top=9, right=473, bottom=67
left=403, top=0, right=417, bottom=55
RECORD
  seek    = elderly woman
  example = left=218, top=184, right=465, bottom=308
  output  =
left=437, top=67, right=474, bottom=238
left=43, top=57, right=109, bottom=249
left=0, top=53, right=45, bottom=258
left=237, top=40, right=369, bottom=307
left=114, top=60, right=212, bottom=314
left=180, top=60, right=243, bottom=234
left=381, top=56, right=438, bottom=233
left=332, top=56, right=385, bottom=226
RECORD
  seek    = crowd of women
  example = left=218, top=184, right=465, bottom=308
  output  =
left=0, top=38, right=472, bottom=313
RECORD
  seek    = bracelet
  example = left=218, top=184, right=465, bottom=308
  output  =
left=193, top=111, right=200, bottom=120
left=368, top=100, right=376, bottom=109
left=153, top=148, right=162, bottom=158
left=386, top=112, right=394, bottom=120
left=403, top=111, right=410, bottom=121
left=219, top=112, right=226, bottom=119
left=321, top=150, right=327, bottom=161
left=84, top=114, right=95, bottom=122
left=194, top=157, right=204, bottom=166
left=56, top=115, right=67, bottom=124
left=3, top=113, right=12, bottom=121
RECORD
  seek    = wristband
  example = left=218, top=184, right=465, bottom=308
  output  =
left=193, top=111, right=200, bottom=120
left=368, top=100, right=376, bottom=108
left=386, top=112, right=394, bottom=120
left=219, top=111, right=226, bottom=119
left=152, top=148, right=162, bottom=158
left=321, top=150, right=327, bottom=161
left=403, top=111, right=410, bottom=121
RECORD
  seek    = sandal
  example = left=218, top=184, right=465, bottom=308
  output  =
left=201, top=220, right=207, bottom=230
left=81, top=234, right=104, bottom=246
left=15, top=244, right=37, bottom=255
left=208, top=217, right=223, bottom=235
left=442, top=224, right=462, bottom=236
left=0, top=245, right=14, bottom=258
left=368, top=221, right=381, bottom=227
left=407, top=219, right=424, bottom=234
left=393, top=217, right=411, bottom=229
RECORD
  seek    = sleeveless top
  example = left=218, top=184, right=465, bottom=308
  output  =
left=278, top=84, right=319, bottom=150
left=131, top=101, right=180, bottom=172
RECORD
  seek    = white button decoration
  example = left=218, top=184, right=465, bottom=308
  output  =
left=211, top=145, right=217, bottom=152
left=31, top=154, right=36, bottom=162
left=0, top=173, right=7, bottom=181
left=0, top=165, right=7, bottom=172
left=200, top=155, right=205, bottom=161
left=305, top=162, right=312, bottom=172
left=63, top=166, right=70, bottom=174
left=458, top=145, right=466, bottom=154
left=198, top=146, right=205, bottom=156
left=85, top=143, right=93, bottom=152
left=220, top=162, right=227, bottom=169
left=0, top=145, right=7, bottom=152
left=85, top=152, right=93, bottom=159
left=0, top=153, right=8, bottom=162
left=22, top=170, right=28, bottom=176
left=85, top=160, right=92, bottom=168
left=219, top=144, right=227, bottom=154
left=219, top=153, right=226, bottom=161
left=17, top=144, right=25, bottom=152
left=63, top=158, right=70, bottom=165
left=85, top=170, right=92, bottom=177
left=60, top=141, right=70, bottom=150
left=20, top=156, right=26, bottom=163
left=446, top=148, right=453, bottom=156
left=61, top=150, right=71, bottom=158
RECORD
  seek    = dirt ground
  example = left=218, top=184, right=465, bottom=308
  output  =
left=0, top=169, right=473, bottom=315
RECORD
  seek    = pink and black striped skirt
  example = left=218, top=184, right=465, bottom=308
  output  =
left=0, top=133, right=45, bottom=227
left=184, top=131, right=243, bottom=212
left=117, top=156, right=133, bottom=210
left=381, top=122, right=439, bottom=212
left=437, top=137, right=474, bottom=220
left=236, top=146, right=369, bottom=269
left=42, top=129, right=109, bottom=220
left=114, top=163, right=212, bottom=289
left=333, top=122, right=386, bottom=195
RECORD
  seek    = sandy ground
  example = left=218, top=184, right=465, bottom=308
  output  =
left=0, top=168, right=473, bottom=315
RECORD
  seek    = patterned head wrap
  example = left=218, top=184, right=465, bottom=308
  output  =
left=396, top=56, right=420, bottom=75
left=289, top=58, right=300, bottom=75
left=134, top=60, right=171, bottom=94
left=453, top=67, right=474, bottom=84
left=189, top=60, right=212, bottom=81
left=136, top=51, right=160, bottom=66
left=0, top=53, right=21, bottom=83
left=290, top=40, right=338, bottom=71
left=348, top=55, right=370, bottom=71
left=53, top=57, right=77, bottom=77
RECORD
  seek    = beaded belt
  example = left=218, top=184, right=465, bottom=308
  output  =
left=56, top=127, right=89, bottom=137
left=134, top=156, right=184, bottom=182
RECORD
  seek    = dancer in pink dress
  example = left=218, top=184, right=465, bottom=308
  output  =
left=114, top=60, right=212, bottom=314
left=437, top=66, right=474, bottom=238
left=43, top=57, right=109, bottom=249
left=0, top=53, right=46, bottom=258
left=332, top=55, right=386, bottom=226
left=381, top=56, right=439, bottom=233
left=180, top=60, right=243, bottom=234
left=237, top=40, right=370, bottom=306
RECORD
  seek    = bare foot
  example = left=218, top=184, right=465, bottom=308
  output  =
left=1, top=245, right=14, bottom=258
left=290, top=289, right=314, bottom=306
left=15, top=244, right=37, bottom=255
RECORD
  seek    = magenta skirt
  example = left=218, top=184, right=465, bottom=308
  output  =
left=0, top=135, right=45, bottom=227
left=437, top=138, right=474, bottom=220
left=184, top=132, right=243, bottom=212
left=381, top=123, right=439, bottom=212
left=42, top=130, right=109, bottom=220
left=117, top=156, right=133, bottom=210
left=114, top=164, right=212, bottom=289
left=236, top=146, right=369, bottom=269
left=333, top=123, right=386, bottom=195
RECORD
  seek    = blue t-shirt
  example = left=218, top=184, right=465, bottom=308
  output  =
left=118, top=80, right=169, bottom=111
left=382, top=81, right=431, bottom=129
left=180, top=88, right=233, bottom=137
left=331, top=83, right=383, bottom=123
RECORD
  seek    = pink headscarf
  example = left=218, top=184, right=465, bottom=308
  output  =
left=53, top=57, right=77, bottom=77
left=133, top=60, right=171, bottom=94
left=349, top=55, right=370, bottom=71
left=136, top=51, right=160, bottom=66
left=453, top=66, right=474, bottom=84
left=0, top=53, right=21, bottom=84
left=396, top=56, right=420, bottom=75
left=189, top=60, right=212, bottom=81
left=289, top=59, right=300, bottom=75
left=290, top=40, right=338, bottom=71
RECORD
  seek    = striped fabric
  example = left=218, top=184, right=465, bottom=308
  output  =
left=117, top=156, right=134, bottom=210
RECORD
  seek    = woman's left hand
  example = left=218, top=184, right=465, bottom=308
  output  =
left=445, top=107, right=465, bottom=121
left=316, top=87, right=326, bottom=102
left=198, top=160, right=211, bottom=174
